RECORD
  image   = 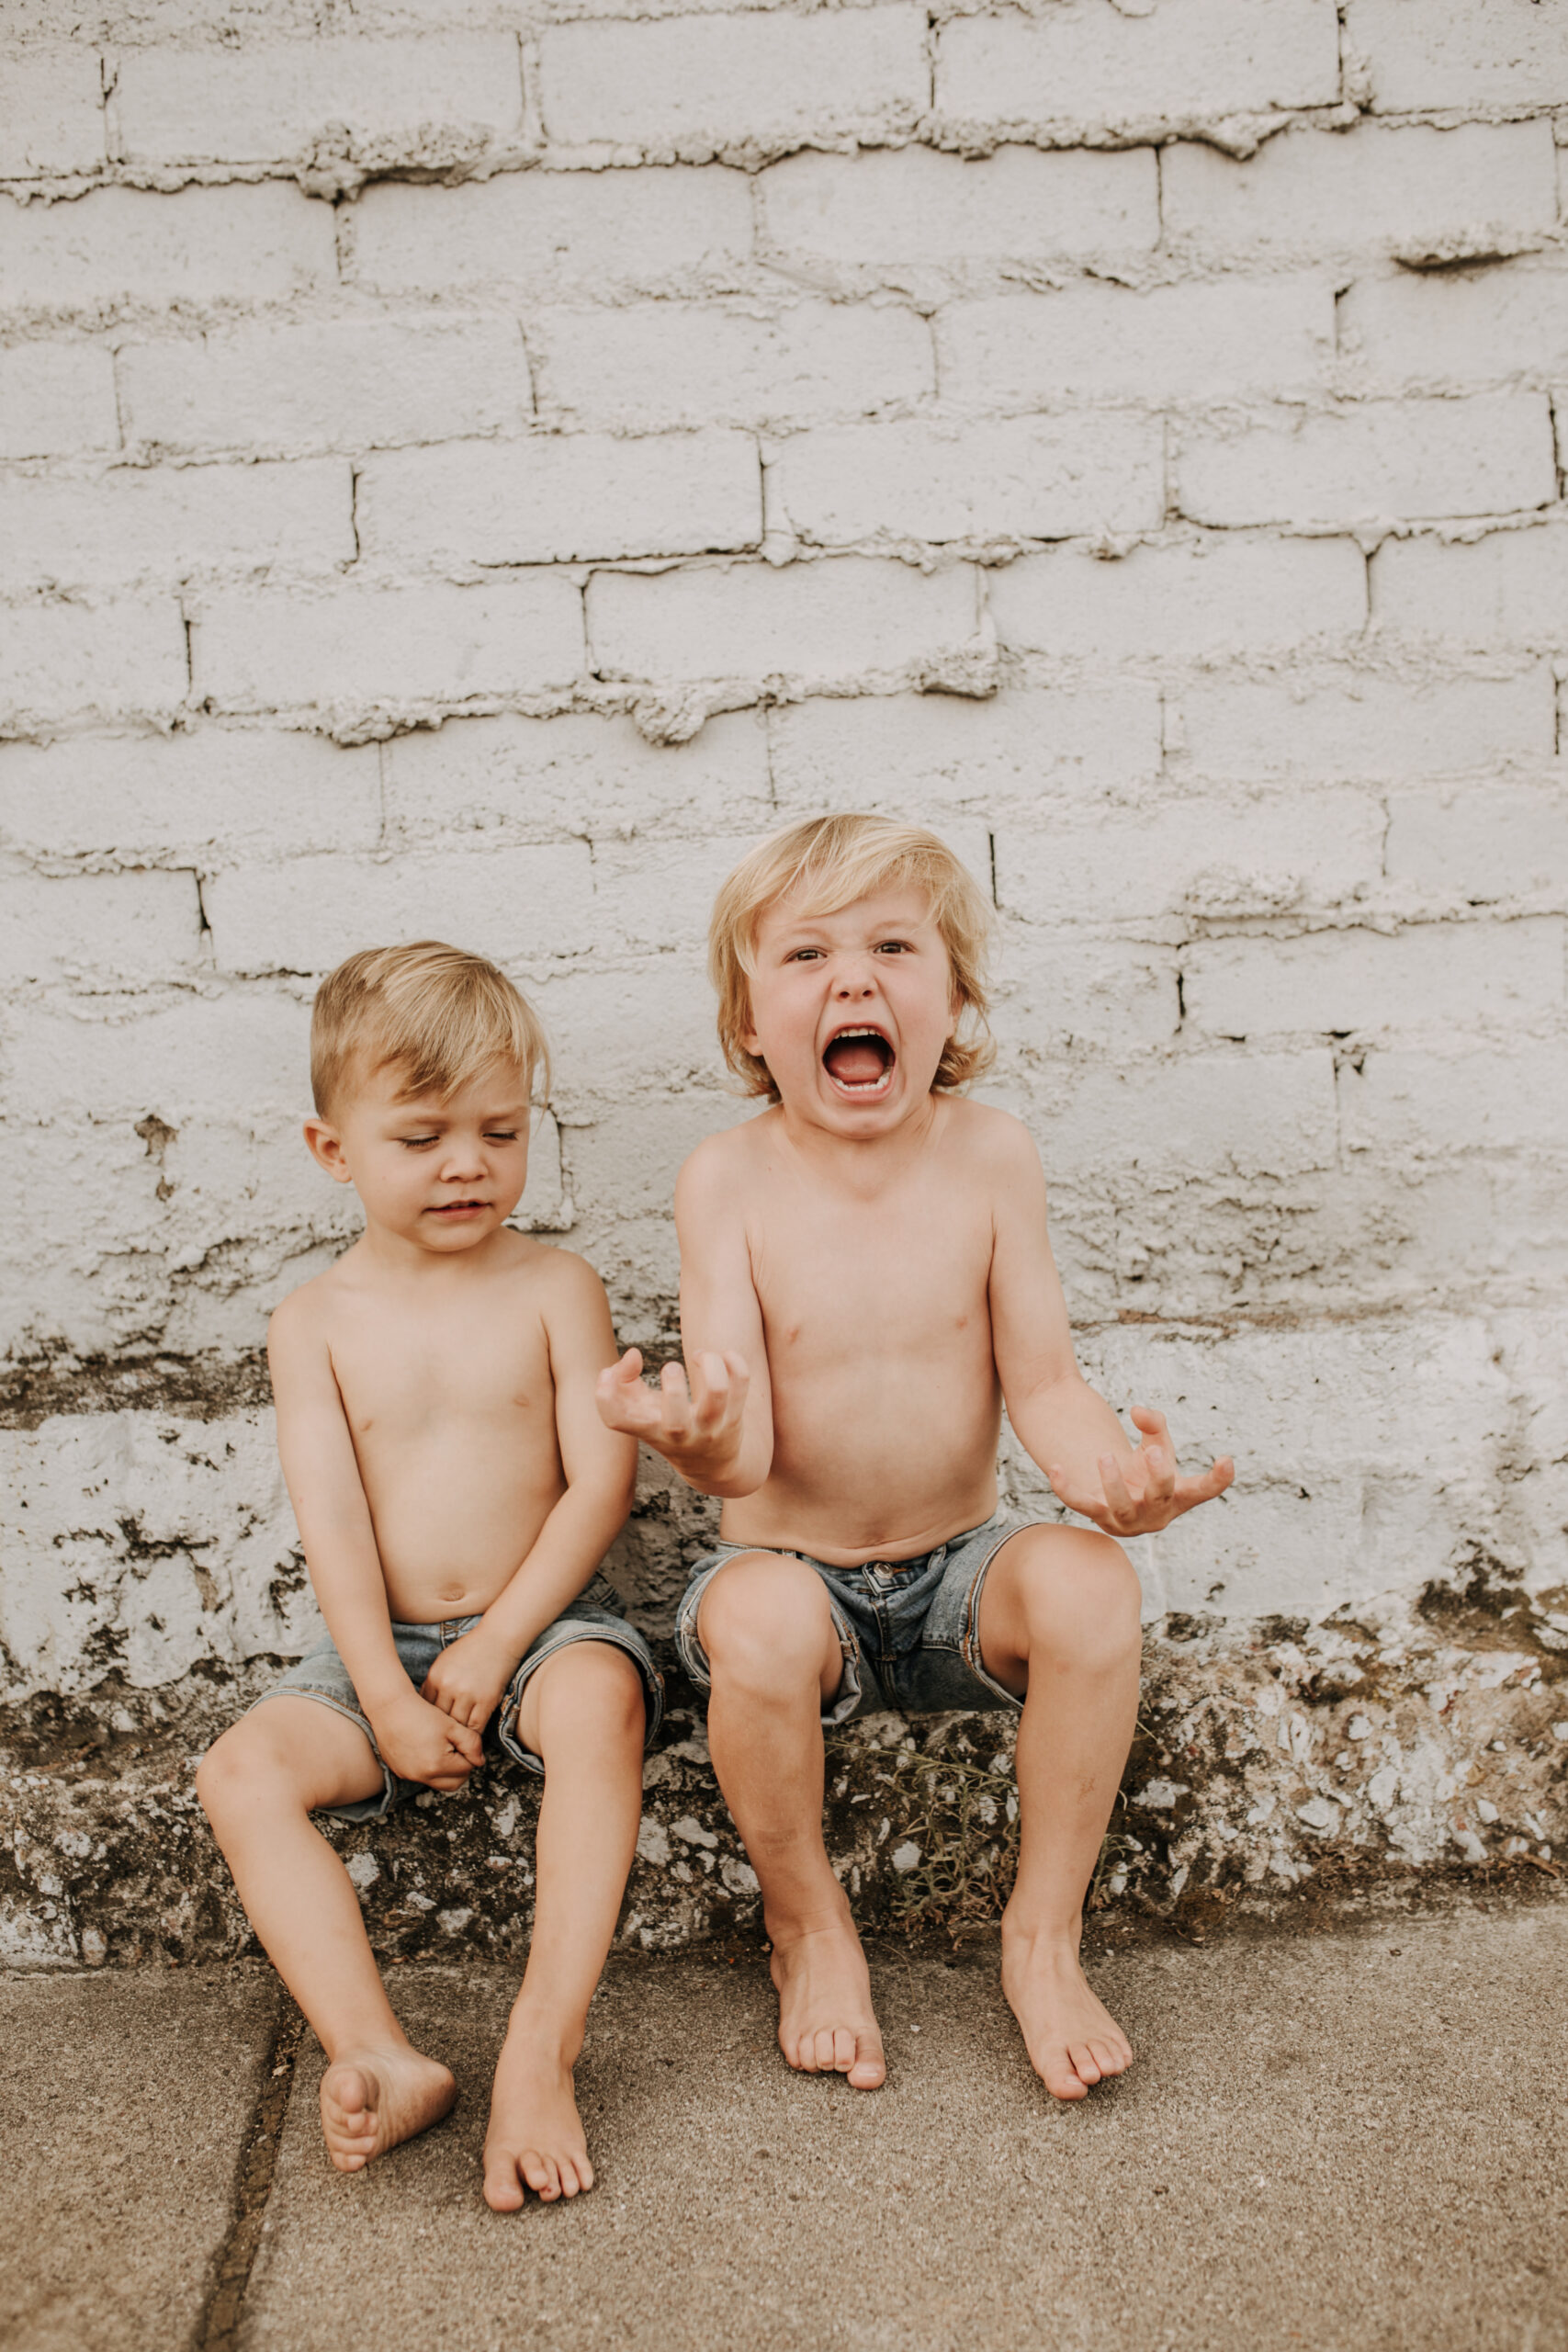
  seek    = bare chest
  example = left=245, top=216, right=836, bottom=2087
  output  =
left=753, top=1191, right=993, bottom=1368
left=328, top=1307, right=552, bottom=1442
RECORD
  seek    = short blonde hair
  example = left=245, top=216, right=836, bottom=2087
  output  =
left=709, top=813, right=995, bottom=1100
left=310, top=942, right=550, bottom=1118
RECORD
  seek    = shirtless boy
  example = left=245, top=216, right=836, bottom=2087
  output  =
left=598, top=816, right=1233, bottom=2103
left=199, top=943, right=660, bottom=2205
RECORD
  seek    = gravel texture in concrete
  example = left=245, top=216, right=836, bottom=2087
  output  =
left=234, top=1907, right=1567, bottom=2352
left=2, top=1966, right=279, bottom=2352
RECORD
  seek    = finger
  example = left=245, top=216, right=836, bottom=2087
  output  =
left=1170, top=1458, right=1235, bottom=1514
left=659, top=1359, right=694, bottom=1436
left=690, top=1351, right=730, bottom=1432
left=1098, top=1453, right=1140, bottom=1526
left=720, top=1351, right=750, bottom=1423
left=1130, top=1406, right=1178, bottom=1501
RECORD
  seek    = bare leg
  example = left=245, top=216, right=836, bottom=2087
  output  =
left=976, top=1525, right=1143, bottom=2102
left=700, top=1555, right=886, bottom=2091
left=482, top=1643, right=646, bottom=2211
left=197, top=1699, right=456, bottom=2171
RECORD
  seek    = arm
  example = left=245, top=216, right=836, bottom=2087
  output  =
left=266, top=1294, right=482, bottom=1787
left=987, top=1120, right=1234, bottom=1537
left=595, top=1140, right=774, bottom=1499
left=423, top=1255, right=638, bottom=1731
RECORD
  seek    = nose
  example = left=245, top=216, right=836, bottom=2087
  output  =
left=437, top=1138, right=486, bottom=1181
left=834, top=957, right=876, bottom=997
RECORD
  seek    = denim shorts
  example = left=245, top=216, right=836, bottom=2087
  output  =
left=675, top=1506, right=1049, bottom=1727
left=248, top=1576, right=664, bottom=1823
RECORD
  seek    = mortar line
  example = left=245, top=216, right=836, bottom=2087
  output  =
left=191, top=1996, right=305, bottom=2352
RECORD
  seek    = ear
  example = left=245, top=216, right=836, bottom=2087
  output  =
left=303, top=1116, right=355, bottom=1184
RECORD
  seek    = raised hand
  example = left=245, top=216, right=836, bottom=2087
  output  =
left=595, top=1345, right=750, bottom=1482
left=367, top=1686, right=485, bottom=1791
left=1047, top=1407, right=1233, bottom=1538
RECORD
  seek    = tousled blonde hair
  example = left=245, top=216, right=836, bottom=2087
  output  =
left=310, top=941, right=550, bottom=1118
left=709, top=813, right=995, bottom=1100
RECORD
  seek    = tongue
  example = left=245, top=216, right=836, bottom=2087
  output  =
left=824, top=1037, right=888, bottom=1086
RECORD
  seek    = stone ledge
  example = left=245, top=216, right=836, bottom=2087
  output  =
left=4, top=1576, right=1565, bottom=1969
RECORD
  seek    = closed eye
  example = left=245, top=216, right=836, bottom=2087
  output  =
left=400, top=1136, right=439, bottom=1149
left=484, top=1130, right=520, bottom=1143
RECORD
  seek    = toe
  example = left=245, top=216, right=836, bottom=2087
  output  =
left=482, top=2152, right=525, bottom=2212
left=831, top=2028, right=856, bottom=2075
left=1041, top=2048, right=1090, bottom=2101
left=521, top=2147, right=553, bottom=2196
left=1067, top=2041, right=1102, bottom=2084
left=812, top=2028, right=838, bottom=2073
left=848, top=2034, right=886, bottom=2091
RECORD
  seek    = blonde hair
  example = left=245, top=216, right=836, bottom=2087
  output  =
left=709, top=813, right=995, bottom=1100
left=310, top=942, right=550, bottom=1118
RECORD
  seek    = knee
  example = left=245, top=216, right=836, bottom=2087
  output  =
left=699, top=1558, right=830, bottom=1692
left=195, top=1720, right=261, bottom=1823
left=535, top=1641, right=646, bottom=1742
left=1021, top=1530, right=1143, bottom=1674
left=195, top=1713, right=299, bottom=1824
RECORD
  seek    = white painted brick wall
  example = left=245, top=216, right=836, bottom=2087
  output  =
left=0, top=183, right=335, bottom=311
left=936, top=0, right=1341, bottom=132
left=2, top=0, right=1565, bottom=1702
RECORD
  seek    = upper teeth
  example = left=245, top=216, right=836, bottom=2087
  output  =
left=834, top=1028, right=882, bottom=1042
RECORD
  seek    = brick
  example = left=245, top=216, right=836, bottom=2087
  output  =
left=1177, top=673, right=1557, bottom=779
left=768, top=686, right=1164, bottom=814
left=191, top=577, right=584, bottom=711
left=356, top=430, right=761, bottom=567
left=998, top=789, right=1385, bottom=929
left=0, top=183, right=333, bottom=312
left=1372, top=526, right=1568, bottom=651
left=0, top=729, right=380, bottom=861
left=118, top=318, right=527, bottom=458
left=999, top=933, right=1181, bottom=1052
left=528, top=957, right=723, bottom=1105
left=592, top=833, right=761, bottom=955
left=204, top=843, right=596, bottom=976
left=992, top=535, right=1366, bottom=659
left=1340, top=1040, right=1568, bottom=1158
left=350, top=166, right=751, bottom=296
left=538, top=7, right=928, bottom=153
left=530, top=300, right=932, bottom=432
left=0, top=342, right=118, bottom=458
left=938, top=0, right=1340, bottom=129
left=1183, top=918, right=1563, bottom=1039
left=381, top=708, right=773, bottom=847
left=768, top=415, right=1163, bottom=547
left=111, top=37, right=522, bottom=166
left=0, top=52, right=105, bottom=177
left=0, top=871, right=201, bottom=984
left=1163, top=121, right=1558, bottom=255
left=940, top=278, right=1333, bottom=407
left=1047, top=1050, right=1338, bottom=1181
left=585, top=556, right=978, bottom=684
left=1348, top=0, right=1568, bottom=108
left=3, top=992, right=309, bottom=1120
left=1385, top=785, right=1568, bottom=901
left=759, top=145, right=1157, bottom=267
left=1176, top=393, right=1557, bottom=526
left=0, top=459, right=355, bottom=590
left=1341, top=263, right=1568, bottom=388
left=0, top=598, right=187, bottom=726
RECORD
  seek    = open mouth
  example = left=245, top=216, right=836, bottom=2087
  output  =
left=821, top=1025, right=896, bottom=1096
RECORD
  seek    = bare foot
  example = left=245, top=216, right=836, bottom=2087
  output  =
left=1001, top=1928, right=1133, bottom=2102
left=319, top=2045, right=456, bottom=2172
left=769, top=1905, right=886, bottom=2090
left=482, top=2024, right=593, bottom=2211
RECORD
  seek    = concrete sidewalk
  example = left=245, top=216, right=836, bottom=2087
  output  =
left=5, top=1906, right=1565, bottom=2352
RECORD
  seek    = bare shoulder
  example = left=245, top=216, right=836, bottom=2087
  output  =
left=266, top=1263, right=338, bottom=1356
left=523, top=1237, right=612, bottom=1309
left=942, top=1096, right=1042, bottom=1178
left=676, top=1112, right=772, bottom=1215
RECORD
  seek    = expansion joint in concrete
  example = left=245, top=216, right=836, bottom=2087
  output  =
left=194, top=1996, right=304, bottom=2352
